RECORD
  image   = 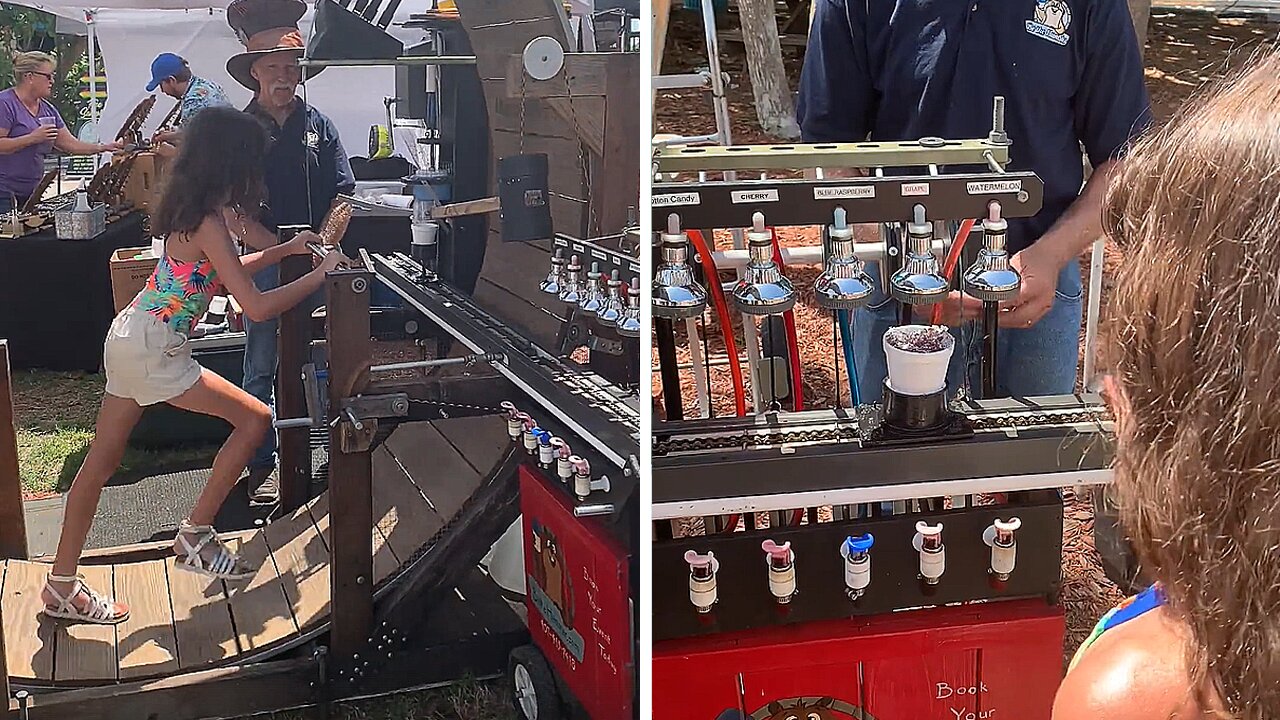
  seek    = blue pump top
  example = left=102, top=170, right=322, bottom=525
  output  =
left=844, top=533, right=875, bottom=557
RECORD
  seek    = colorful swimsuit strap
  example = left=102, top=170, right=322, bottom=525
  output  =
left=1069, top=583, right=1164, bottom=672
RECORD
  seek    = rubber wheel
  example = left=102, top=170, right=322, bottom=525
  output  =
left=509, top=645, right=563, bottom=720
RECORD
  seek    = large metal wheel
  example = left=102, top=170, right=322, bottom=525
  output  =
left=509, top=644, right=563, bottom=720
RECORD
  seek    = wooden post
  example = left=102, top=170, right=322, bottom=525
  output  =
left=737, top=0, right=800, bottom=139
left=0, top=340, right=28, bottom=560
left=277, top=236, right=313, bottom=514
left=325, top=270, right=374, bottom=666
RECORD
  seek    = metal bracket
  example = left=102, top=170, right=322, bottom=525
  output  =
left=340, top=393, right=411, bottom=421
left=337, top=415, right=379, bottom=454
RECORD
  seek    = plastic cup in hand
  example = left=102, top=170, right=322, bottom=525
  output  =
left=38, top=117, right=57, bottom=128
left=883, top=325, right=955, bottom=396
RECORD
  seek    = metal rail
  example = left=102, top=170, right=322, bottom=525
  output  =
left=370, top=253, right=639, bottom=469
left=653, top=138, right=1014, bottom=173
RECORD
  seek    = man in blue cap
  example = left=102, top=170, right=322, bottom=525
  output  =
left=146, top=53, right=230, bottom=151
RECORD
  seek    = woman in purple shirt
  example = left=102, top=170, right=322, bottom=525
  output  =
left=0, top=52, right=123, bottom=214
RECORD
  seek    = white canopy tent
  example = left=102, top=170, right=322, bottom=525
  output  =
left=17, top=0, right=435, bottom=165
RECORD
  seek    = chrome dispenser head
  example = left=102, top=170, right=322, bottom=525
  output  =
left=616, top=283, right=641, bottom=337
left=579, top=262, right=606, bottom=316
left=540, top=249, right=566, bottom=295
left=731, top=212, right=796, bottom=315
left=963, top=201, right=1021, bottom=302
left=889, top=205, right=949, bottom=304
left=815, top=207, right=876, bottom=310
left=597, top=270, right=625, bottom=324
left=653, top=213, right=709, bottom=319
left=558, top=254, right=583, bottom=304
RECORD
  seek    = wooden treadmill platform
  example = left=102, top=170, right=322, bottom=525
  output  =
left=2, top=415, right=508, bottom=687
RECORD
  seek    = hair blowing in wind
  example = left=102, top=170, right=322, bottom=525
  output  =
left=1103, top=47, right=1280, bottom=719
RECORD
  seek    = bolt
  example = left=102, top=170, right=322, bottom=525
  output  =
left=1017, top=190, right=1029, bottom=203
left=357, top=575, right=366, bottom=585
left=352, top=277, right=368, bottom=293
left=992, top=96, right=1006, bottom=135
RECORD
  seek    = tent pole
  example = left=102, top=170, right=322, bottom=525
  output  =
left=87, top=10, right=99, bottom=171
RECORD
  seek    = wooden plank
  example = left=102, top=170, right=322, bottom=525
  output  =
left=431, top=196, right=501, bottom=220
left=0, top=561, right=9, bottom=697
left=264, top=495, right=332, bottom=633
left=54, top=564, right=118, bottom=681
left=504, top=53, right=617, bottom=98
left=1, top=560, right=57, bottom=681
left=596, top=57, right=640, bottom=235
left=325, top=270, right=375, bottom=662
left=430, top=416, right=510, bottom=478
left=383, top=422, right=485, bottom=521
left=457, top=0, right=563, bottom=30
left=370, top=447, right=445, bottom=584
left=278, top=252, right=314, bottom=513
left=547, top=97, right=606, bottom=157
left=13, top=656, right=319, bottom=720
left=224, top=529, right=298, bottom=654
left=165, top=555, right=238, bottom=670
left=0, top=341, right=27, bottom=560
left=114, top=559, right=180, bottom=679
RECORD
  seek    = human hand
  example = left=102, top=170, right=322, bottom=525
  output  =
left=319, top=248, right=350, bottom=272
left=98, top=140, right=125, bottom=153
left=285, top=230, right=323, bottom=255
left=999, top=244, right=1062, bottom=329
left=153, top=130, right=178, bottom=145
left=28, top=126, right=58, bottom=146
left=913, top=291, right=984, bottom=326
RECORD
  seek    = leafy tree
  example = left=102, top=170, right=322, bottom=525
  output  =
left=0, top=3, right=96, bottom=132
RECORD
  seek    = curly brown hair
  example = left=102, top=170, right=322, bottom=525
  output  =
left=1103, top=46, right=1280, bottom=718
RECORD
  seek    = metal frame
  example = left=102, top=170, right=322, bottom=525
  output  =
left=652, top=171, right=1042, bottom=229
left=371, top=252, right=641, bottom=471
left=653, top=138, right=1013, bottom=173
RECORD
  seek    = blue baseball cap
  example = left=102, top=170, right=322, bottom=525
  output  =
left=146, top=53, right=187, bottom=92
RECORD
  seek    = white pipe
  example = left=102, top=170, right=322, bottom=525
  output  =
left=685, top=317, right=712, bottom=417
left=1082, top=238, right=1105, bottom=391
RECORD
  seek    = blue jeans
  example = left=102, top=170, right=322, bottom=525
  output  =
left=852, top=258, right=1083, bottom=400
left=243, top=266, right=280, bottom=471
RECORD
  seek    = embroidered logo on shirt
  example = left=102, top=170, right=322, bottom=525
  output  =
left=306, top=131, right=320, bottom=150
left=1026, top=0, right=1071, bottom=45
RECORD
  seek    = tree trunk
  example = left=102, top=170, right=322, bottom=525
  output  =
left=1127, top=0, right=1152, bottom=60
left=737, top=0, right=801, bottom=139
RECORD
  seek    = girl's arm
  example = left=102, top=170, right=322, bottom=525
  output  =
left=221, top=208, right=319, bottom=275
left=195, top=214, right=346, bottom=322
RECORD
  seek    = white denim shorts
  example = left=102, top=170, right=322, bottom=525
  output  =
left=103, top=306, right=203, bottom=406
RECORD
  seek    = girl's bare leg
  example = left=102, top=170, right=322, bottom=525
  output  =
left=42, top=393, right=144, bottom=616
left=166, top=370, right=271, bottom=563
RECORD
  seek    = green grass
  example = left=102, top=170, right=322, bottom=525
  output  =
left=13, top=370, right=218, bottom=496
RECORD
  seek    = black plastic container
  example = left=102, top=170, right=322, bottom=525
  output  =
left=497, top=153, right=553, bottom=243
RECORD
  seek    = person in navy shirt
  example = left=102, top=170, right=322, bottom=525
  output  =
left=223, top=0, right=356, bottom=504
left=797, top=0, right=1152, bottom=398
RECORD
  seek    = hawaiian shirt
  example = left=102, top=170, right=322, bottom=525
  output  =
left=178, top=76, right=231, bottom=126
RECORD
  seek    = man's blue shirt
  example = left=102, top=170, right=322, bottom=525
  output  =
left=797, top=0, right=1153, bottom=253
left=246, top=97, right=355, bottom=232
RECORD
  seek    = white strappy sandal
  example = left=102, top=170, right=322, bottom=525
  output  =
left=42, top=573, right=129, bottom=625
left=174, top=521, right=256, bottom=581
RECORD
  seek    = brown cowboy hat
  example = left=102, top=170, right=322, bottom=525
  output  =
left=225, top=0, right=323, bottom=90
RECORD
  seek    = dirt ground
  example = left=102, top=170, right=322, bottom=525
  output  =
left=653, top=8, right=1280, bottom=658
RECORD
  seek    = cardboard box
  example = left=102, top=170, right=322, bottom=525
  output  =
left=123, top=152, right=167, bottom=212
left=110, top=246, right=158, bottom=312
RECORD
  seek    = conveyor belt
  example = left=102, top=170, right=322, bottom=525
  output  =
left=652, top=395, right=1114, bottom=519
left=372, top=252, right=641, bottom=469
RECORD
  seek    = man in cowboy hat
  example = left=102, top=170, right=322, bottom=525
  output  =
left=226, top=0, right=355, bottom=505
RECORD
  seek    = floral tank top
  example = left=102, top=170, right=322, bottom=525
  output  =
left=129, top=252, right=222, bottom=336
